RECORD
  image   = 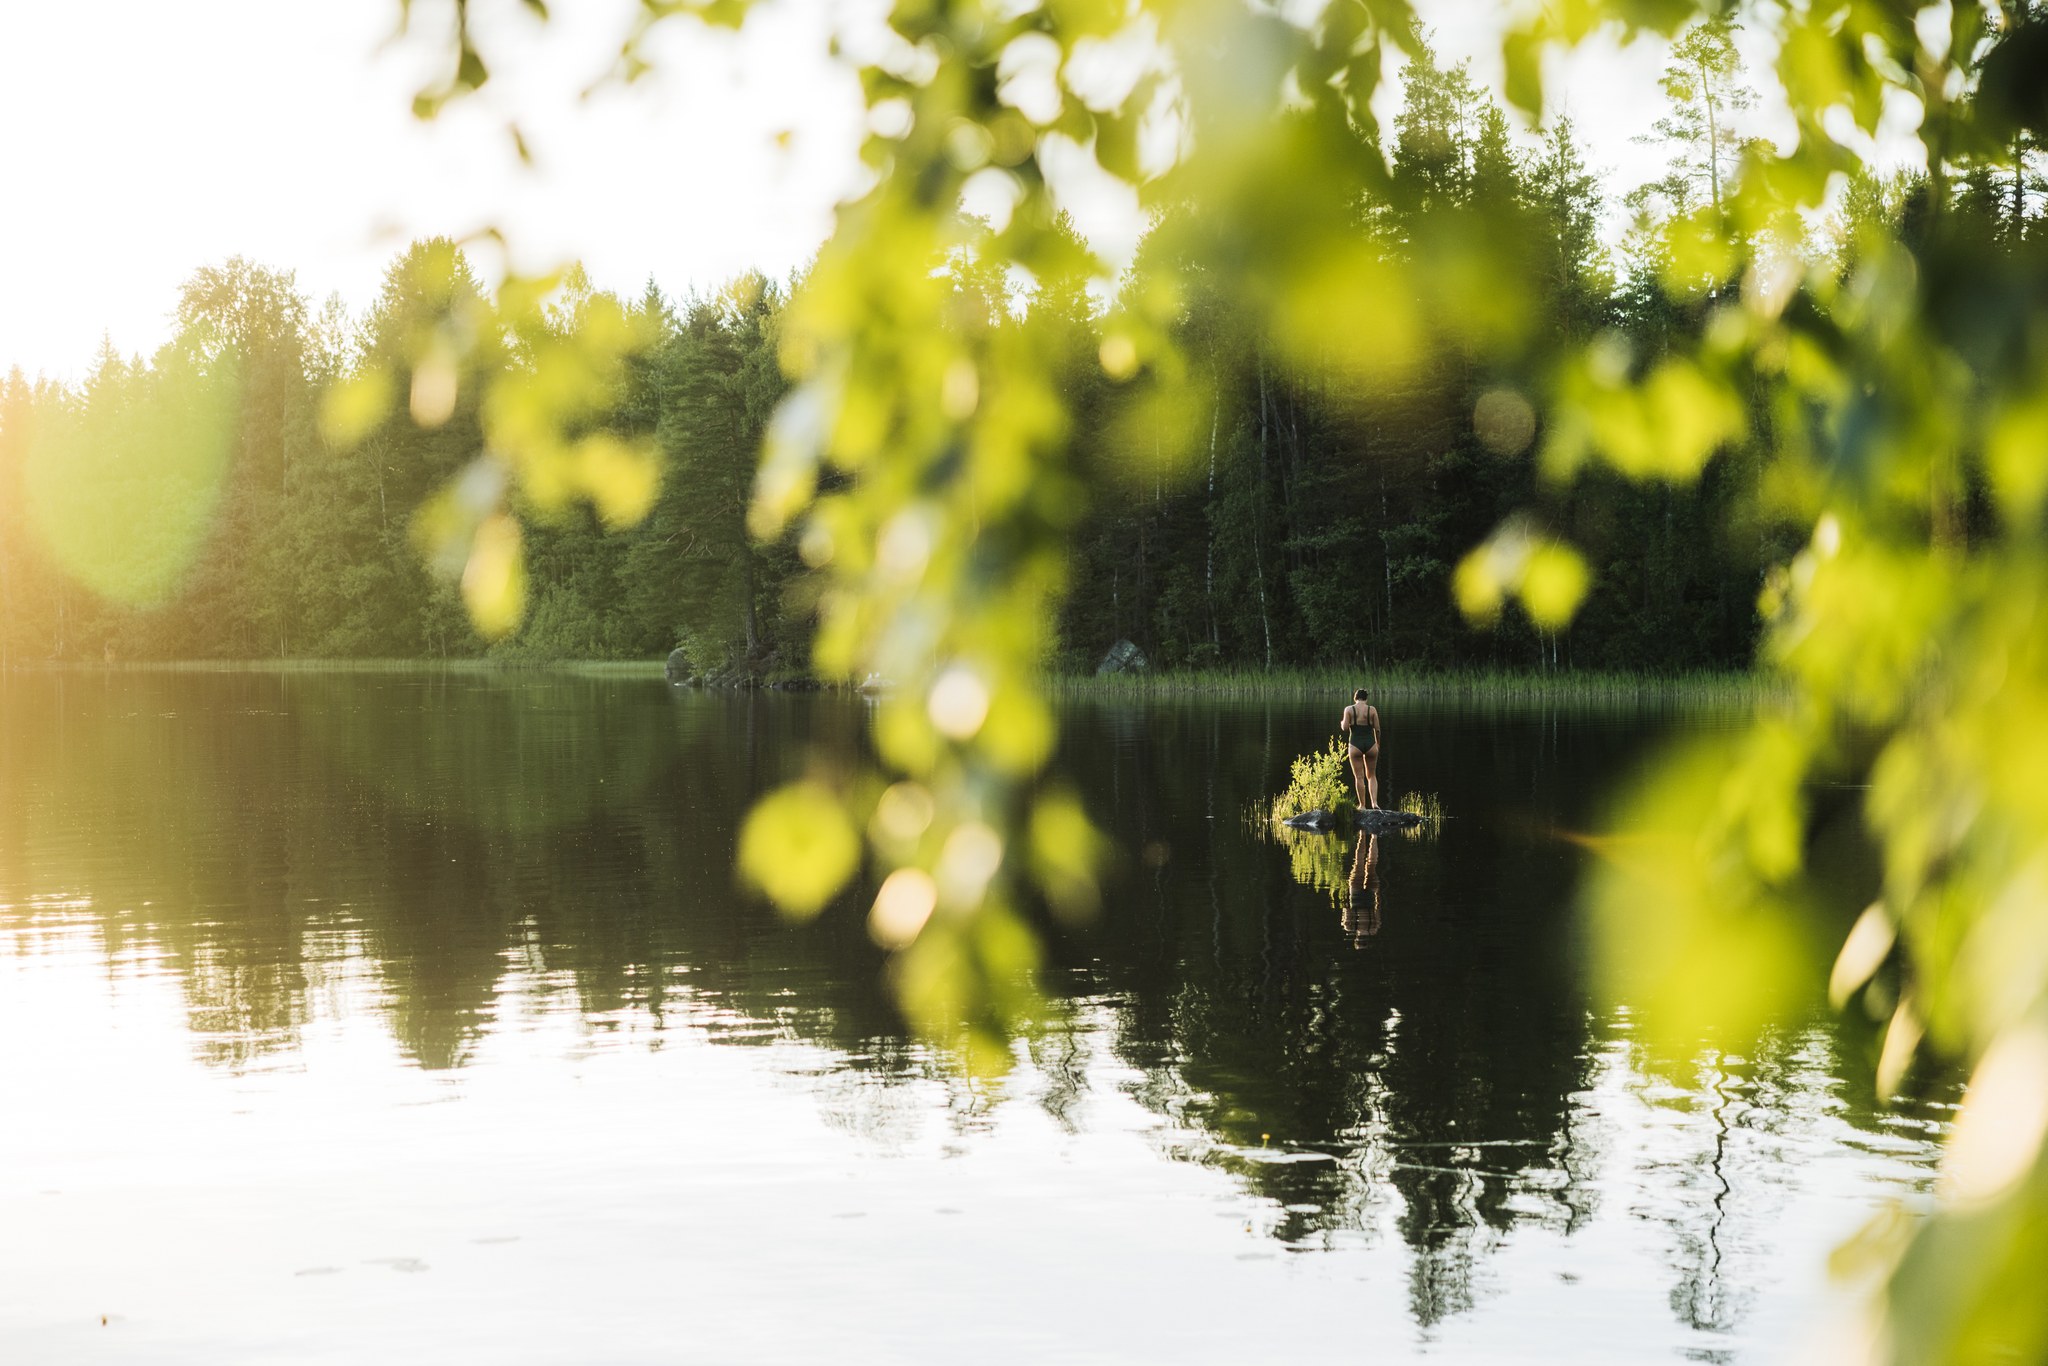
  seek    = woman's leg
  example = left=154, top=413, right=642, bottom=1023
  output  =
left=1364, top=750, right=1380, bottom=809
left=1347, top=750, right=1368, bottom=808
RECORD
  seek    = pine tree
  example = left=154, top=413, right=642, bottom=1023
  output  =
left=1391, top=37, right=1483, bottom=218
left=1635, top=18, right=1757, bottom=218
left=624, top=274, right=790, bottom=675
left=161, top=259, right=317, bottom=656
left=1528, top=116, right=1614, bottom=338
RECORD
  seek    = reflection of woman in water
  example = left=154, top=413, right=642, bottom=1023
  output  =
left=1343, top=833, right=1381, bottom=944
left=1341, top=688, right=1381, bottom=810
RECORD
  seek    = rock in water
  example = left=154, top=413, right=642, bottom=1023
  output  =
left=1357, top=808, right=1423, bottom=833
left=1096, top=639, right=1149, bottom=676
left=664, top=648, right=692, bottom=684
left=1279, top=808, right=1423, bottom=833
left=1281, top=809, right=1342, bottom=831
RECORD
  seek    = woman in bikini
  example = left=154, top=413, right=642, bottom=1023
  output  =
left=1343, top=833, right=1382, bottom=944
left=1341, top=688, right=1380, bottom=811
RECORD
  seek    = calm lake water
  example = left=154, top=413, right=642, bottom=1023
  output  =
left=0, top=672, right=1953, bottom=1363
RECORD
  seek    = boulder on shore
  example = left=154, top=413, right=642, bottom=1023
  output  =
left=1096, top=639, right=1149, bottom=676
left=664, top=648, right=693, bottom=684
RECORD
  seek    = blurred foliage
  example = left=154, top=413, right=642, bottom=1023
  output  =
left=2, top=89, right=1769, bottom=678
left=344, top=247, right=667, bottom=641
left=389, top=0, right=2047, bottom=1353
left=5, top=0, right=2047, bottom=1347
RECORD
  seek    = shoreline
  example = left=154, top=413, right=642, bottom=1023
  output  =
left=1, top=658, right=1772, bottom=707
left=1049, top=664, right=1771, bottom=708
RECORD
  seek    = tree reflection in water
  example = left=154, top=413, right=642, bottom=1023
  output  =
left=0, top=674, right=1950, bottom=1340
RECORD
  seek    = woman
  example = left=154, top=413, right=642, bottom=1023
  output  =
left=1343, top=832, right=1382, bottom=945
left=1341, top=687, right=1380, bottom=811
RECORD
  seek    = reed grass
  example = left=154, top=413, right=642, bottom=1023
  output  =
left=14, top=657, right=1770, bottom=709
left=1395, top=791, right=1445, bottom=840
left=1046, top=664, right=1773, bottom=709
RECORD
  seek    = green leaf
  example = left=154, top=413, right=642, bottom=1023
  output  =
left=1502, top=28, right=1543, bottom=118
left=738, top=782, right=861, bottom=919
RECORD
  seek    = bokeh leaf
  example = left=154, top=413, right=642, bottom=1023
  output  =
left=738, top=780, right=862, bottom=920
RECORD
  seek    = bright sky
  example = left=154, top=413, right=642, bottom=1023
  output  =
left=0, top=0, right=867, bottom=380
left=0, top=0, right=1849, bottom=381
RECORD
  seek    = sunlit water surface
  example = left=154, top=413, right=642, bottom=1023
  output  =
left=0, top=673, right=1951, bottom=1363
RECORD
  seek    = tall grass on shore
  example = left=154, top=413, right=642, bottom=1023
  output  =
left=10, top=659, right=1769, bottom=710
left=1049, top=665, right=1771, bottom=709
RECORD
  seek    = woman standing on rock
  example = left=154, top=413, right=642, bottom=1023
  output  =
left=1341, top=688, right=1380, bottom=811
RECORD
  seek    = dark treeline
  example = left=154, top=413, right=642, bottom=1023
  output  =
left=0, top=248, right=797, bottom=674
left=2, top=35, right=2041, bottom=674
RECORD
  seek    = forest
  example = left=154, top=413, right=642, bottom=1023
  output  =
left=0, top=32, right=2040, bottom=678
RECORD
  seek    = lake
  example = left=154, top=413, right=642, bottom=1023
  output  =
left=0, top=671, right=1952, bottom=1362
